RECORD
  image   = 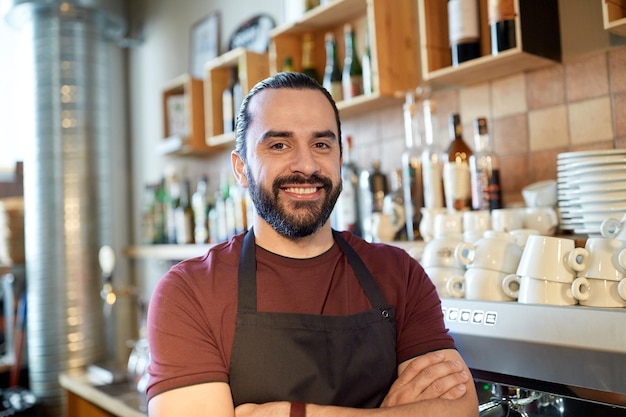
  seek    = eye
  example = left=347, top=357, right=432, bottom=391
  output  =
left=269, top=142, right=286, bottom=150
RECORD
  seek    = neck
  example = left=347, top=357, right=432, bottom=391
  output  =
left=251, top=217, right=335, bottom=259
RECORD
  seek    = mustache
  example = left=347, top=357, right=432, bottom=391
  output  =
left=273, top=174, right=334, bottom=190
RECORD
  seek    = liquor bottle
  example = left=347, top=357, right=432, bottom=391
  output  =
left=383, top=169, right=408, bottom=241
left=175, top=177, right=195, bottom=244
left=369, top=161, right=388, bottom=214
left=282, top=56, right=294, bottom=72
left=166, top=172, right=180, bottom=243
left=342, top=23, right=363, bottom=100
left=361, top=21, right=373, bottom=95
left=301, top=33, right=320, bottom=83
left=153, top=180, right=168, bottom=244
left=323, top=32, right=343, bottom=102
left=470, top=117, right=502, bottom=210
left=448, top=0, right=481, bottom=66
left=358, top=169, right=373, bottom=242
left=334, top=135, right=362, bottom=236
left=232, top=67, right=243, bottom=125
left=401, top=92, right=424, bottom=241
left=421, top=99, right=445, bottom=209
left=443, top=113, right=473, bottom=211
left=192, top=175, right=210, bottom=244
left=222, top=69, right=235, bottom=134
left=488, top=0, right=516, bottom=55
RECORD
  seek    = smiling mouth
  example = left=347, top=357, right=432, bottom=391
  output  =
left=283, top=186, right=319, bottom=195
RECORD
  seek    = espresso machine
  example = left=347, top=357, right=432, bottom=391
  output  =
left=441, top=299, right=626, bottom=416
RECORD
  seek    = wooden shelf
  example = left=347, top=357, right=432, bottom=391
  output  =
left=204, top=47, right=269, bottom=144
left=270, top=0, right=420, bottom=119
left=160, top=74, right=209, bottom=155
left=418, top=0, right=561, bottom=87
left=602, top=0, right=626, bottom=37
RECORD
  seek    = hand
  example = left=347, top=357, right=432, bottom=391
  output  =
left=381, top=350, right=470, bottom=407
left=235, top=401, right=290, bottom=417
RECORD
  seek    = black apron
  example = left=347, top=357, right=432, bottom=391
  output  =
left=229, top=229, right=397, bottom=407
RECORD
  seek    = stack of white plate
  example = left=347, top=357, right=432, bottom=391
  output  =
left=557, top=149, right=626, bottom=236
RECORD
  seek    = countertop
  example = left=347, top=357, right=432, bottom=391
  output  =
left=59, top=371, right=146, bottom=417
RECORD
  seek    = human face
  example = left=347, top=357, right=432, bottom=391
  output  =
left=236, top=88, right=342, bottom=239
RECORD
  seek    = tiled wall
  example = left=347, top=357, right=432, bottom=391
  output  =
left=342, top=45, right=626, bottom=206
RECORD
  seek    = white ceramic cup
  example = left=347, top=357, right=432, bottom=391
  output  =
left=522, top=206, right=559, bottom=236
left=521, top=179, right=558, bottom=208
left=462, top=210, right=492, bottom=233
left=600, top=213, right=626, bottom=241
left=421, top=233, right=465, bottom=268
left=583, top=237, right=626, bottom=281
left=571, top=276, right=626, bottom=308
left=491, top=208, right=525, bottom=232
left=446, top=268, right=519, bottom=301
left=425, top=265, right=466, bottom=298
left=433, top=211, right=464, bottom=238
left=454, top=230, right=522, bottom=274
left=515, top=275, right=577, bottom=306
left=516, top=235, right=589, bottom=283
left=509, top=228, right=540, bottom=250
left=419, top=207, right=448, bottom=242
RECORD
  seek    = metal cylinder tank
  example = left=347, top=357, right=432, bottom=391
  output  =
left=3, top=0, right=126, bottom=415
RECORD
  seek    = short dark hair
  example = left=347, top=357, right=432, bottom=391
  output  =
left=234, top=72, right=342, bottom=163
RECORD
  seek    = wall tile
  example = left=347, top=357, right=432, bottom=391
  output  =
left=613, top=92, right=626, bottom=138
left=526, top=64, right=566, bottom=110
left=528, top=105, right=569, bottom=151
left=498, top=154, right=529, bottom=206
left=491, top=73, right=527, bottom=119
left=565, top=52, right=609, bottom=102
left=492, top=114, right=529, bottom=155
left=459, top=82, right=490, bottom=124
left=609, top=45, right=626, bottom=94
left=568, top=97, right=613, bottom=145
left=529, top=149, right=561, bottom=183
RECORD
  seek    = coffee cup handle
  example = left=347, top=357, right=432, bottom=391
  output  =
left=600, top=217, right=622, bottom=239
left=502, top=274, right=520, bottom=299
left=454, top=242, right=475, bottom=266
left=445, top=275, right=465, bottom=299
left=618, top=278, right=626, bottom=302
left=567, top=247, right=590, bottom=273
left=571, top=277, right=590, bottom=301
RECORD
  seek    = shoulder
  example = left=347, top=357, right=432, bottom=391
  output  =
left=338, top=231, right=418, bottom=268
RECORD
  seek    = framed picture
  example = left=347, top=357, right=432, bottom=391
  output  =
left=190, top=11, right=220, bottom=79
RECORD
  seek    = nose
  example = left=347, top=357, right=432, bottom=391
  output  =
left=289, top=144, right=320, bottom=176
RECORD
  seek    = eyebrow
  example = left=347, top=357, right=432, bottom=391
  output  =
left=259, top=129, right=338, bottom=142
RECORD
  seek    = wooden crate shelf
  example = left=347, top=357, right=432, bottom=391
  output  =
left=418, top=0, right=561, bottom=87
left=603, top=0, right=626, bottom=37
left=270, top=0, right=420, bottom=117
left=204, top=47, right=269, bottom=148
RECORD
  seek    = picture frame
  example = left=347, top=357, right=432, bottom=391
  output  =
left=190, top=11, right=220, bottom=79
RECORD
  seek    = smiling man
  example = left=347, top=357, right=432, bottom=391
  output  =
left=146, top=72, right=478, bottom=417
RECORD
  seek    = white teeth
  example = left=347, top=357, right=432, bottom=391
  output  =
left=285, top=187, right=316, bottom=194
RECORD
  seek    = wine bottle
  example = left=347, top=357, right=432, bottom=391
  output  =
left=443, top=113, right=473, bottom=211
left=421, top=99, right=445, bottom=209
left=175, top=177, right=195, bottom=244
left=334, top=135, right=362, bottom=237
left=222, top=69, right=235, bottom=134
left=362, top=21, right=373, bottom=95
left=488, top=0, right=516, bottom=55
left=192, top=175, right=210, bottom=244
left=342, top=23, right=363, bottom=100
left=383, top=169, right=408, bottom=241
left=401, top=92, right=424, bottom=241
left=369, top=161, right=388, bottom=214
left=448, top=0, right=481, bottom=66
left=469, top=117, right=502, bottom=210
left=323, top=32, right=343, bottom=101
left=301, top=33, right=321, bottom=83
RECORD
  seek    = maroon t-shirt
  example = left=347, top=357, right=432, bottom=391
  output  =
left=146, top=231, right=455, bottom=401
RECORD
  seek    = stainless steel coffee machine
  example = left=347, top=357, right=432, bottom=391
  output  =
left=442, top=298, right=626, bottom=416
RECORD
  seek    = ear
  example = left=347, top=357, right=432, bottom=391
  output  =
left=231, top=151, right=248, bottom=188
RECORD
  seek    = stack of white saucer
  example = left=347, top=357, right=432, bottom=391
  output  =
left=557, top=149, right=626, bottom=236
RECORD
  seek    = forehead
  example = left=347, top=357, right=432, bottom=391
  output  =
left=246, top=88, right=338, bottom=135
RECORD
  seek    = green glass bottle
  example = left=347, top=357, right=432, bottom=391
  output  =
left=342, top=23, right=363, bottom=100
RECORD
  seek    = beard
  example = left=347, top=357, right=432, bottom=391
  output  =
left=246, top=168, right=342, bottom=239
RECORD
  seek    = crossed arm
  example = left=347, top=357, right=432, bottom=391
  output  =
left=148, top=348, right=479, bottom=417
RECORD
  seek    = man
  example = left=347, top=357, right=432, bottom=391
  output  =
left=147, top=72, right=478, bottom=417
